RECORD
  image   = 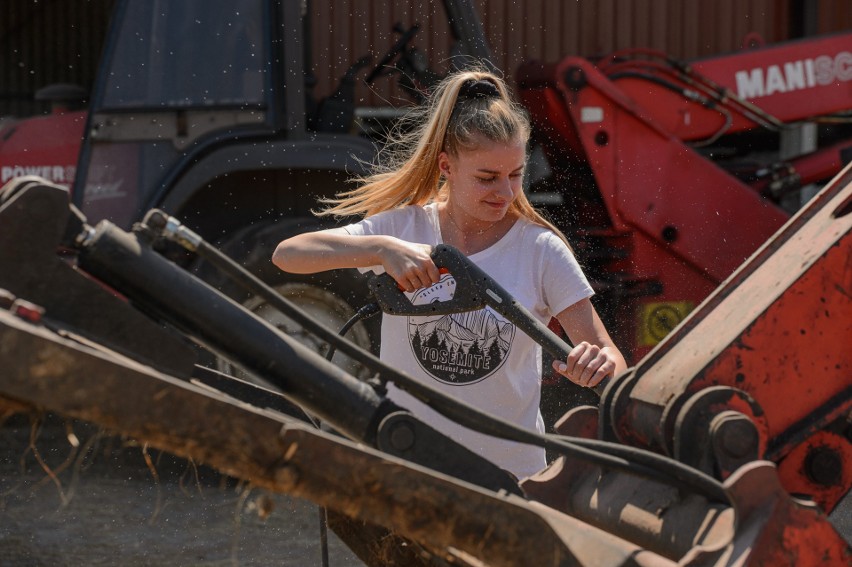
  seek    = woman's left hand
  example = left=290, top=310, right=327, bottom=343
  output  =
left=551, top=341, right=618, bottom=388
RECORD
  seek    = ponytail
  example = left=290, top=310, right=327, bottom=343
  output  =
left=317, top=68, right=572, bottom=249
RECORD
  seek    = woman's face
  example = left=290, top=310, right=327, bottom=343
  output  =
left=439, top=135, right=526, bottom=224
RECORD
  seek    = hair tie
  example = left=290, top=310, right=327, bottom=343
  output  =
left=458, top=79, right=500, bottom=100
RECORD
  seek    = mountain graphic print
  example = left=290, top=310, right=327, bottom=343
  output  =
left=407, top=273, right=515, bottom=385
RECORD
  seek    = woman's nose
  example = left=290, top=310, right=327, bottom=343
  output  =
left=495, top=177, right=515, bottom=199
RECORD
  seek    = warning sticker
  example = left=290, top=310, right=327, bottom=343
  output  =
left=638, top=301, right=694, bottom=347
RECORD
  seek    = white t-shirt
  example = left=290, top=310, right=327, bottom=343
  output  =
left=342, top=202, right=593, bottom=479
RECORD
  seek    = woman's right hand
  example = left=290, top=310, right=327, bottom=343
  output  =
left=379, top=238, right=441, bottom=293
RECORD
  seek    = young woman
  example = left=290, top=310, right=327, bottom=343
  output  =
left=273, top=70, right=627, bottom=479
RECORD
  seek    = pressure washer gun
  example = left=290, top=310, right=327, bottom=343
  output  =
left=367, top=244, right=610, bottom=396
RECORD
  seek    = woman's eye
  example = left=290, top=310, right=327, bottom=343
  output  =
left=477, top=177, right=496, bottom=183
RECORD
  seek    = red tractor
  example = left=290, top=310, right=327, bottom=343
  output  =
left=516, top=32, right=852, bottom=363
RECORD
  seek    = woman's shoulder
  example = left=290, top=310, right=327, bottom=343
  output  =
left=352, top=203, right=436, bottom=237
left=515, top=218, right=568, bottom=250
left=370, top=203, right=433, bottom=222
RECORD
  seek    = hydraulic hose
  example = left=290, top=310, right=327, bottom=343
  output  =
left=607, top=70, right=734, bottom=146
left=600, top=51, right=786, bottom=131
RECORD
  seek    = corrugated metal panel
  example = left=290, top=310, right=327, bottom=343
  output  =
left=477, top=0, right=793, bottom=73
left=2, top=1, right=848, bottom=117
left=0, top=0, right=113, bottom=118
left=309, top=0, right=815, bottom=106
left=310, top=1, right=458, bottom=107
left=815, top=0, right=852, bottom=33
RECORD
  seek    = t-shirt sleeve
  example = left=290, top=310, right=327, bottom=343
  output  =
left=337, top=208, right=414, bottom=274
left=339, top=206, right=418, bottom=237
left=540, top=233, right=594, bottom=317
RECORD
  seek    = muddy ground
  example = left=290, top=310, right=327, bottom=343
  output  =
left=2, top=411, right=850, bottom=566
left=0, top=412, right=365, bottom=567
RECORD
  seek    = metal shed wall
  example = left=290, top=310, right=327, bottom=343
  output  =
left=1, top=1, right=849, bottom=117
left=310, top=0, right=849, bottom=106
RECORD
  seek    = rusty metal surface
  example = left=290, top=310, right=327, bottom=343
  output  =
left=627, top=167, right=851, bottom=411
left=0, top=309, right=290, bottom=484
left=523, top=455, right=852, bottom=566
left=522, top=454, right=733, bottom=561
left=3, top=300, right=848, bottom=565
left=720, top=461, right=852, bottom=566
left=776, top=430, right=852, bottom=513
left=0, top=307, right=674, bottom=567
left=277, top=427, right=677, bottom=567
left=609, top=167, right=852, bottom=510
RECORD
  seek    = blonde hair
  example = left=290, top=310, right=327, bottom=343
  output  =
left=318, top=69, right=570, bottom=246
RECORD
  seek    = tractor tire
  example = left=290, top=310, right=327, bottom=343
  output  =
left=198, top=217, right=381, bottom=391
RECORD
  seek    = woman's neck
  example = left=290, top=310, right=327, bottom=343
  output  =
left=439, top=203, right=515, bottom=255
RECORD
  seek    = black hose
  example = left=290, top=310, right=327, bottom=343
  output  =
left=153, top=213, right=729, bottom=503
left=324, top=302, right=381, bottom=362
left=319, top=302, right=380, bottom=567
left=607, top=70, right=734, bottom=146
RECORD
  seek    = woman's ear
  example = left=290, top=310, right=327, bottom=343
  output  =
left=438, top=151, right=451, bottom=177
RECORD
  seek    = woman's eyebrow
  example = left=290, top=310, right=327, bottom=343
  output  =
left=476, top=164, right=526, bottom=174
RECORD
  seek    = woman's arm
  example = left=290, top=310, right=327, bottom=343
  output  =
left=552, top=297, right=628, bottom=388
left=272, top=230, right=441, bottom=293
